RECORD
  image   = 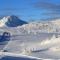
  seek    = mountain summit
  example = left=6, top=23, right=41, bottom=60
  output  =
left=0, top=15, right=28, bottom=27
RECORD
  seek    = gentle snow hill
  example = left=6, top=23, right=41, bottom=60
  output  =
left=0, top=15, right=28, bottom=27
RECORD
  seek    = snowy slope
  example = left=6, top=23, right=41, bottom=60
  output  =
left=0, top=16, right=60, bottom=59
left=1, top=33, right=60, bottom=59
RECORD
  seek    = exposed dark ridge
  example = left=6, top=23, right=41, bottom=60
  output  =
left=5, top=15, right=28, bottom=27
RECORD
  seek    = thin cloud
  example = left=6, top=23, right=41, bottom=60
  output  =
left=35, top=1, right=60, bottom=11
left=34, top=1, right=60, bottom=20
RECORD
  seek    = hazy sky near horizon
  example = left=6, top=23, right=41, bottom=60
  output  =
left=0, top=0, right=60, bottom=22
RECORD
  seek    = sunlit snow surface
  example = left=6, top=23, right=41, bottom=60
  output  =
left=0, top=33, right=60, bottom=60
left=1, top=16, right=60, bottom=60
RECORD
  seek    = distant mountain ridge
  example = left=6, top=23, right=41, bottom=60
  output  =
left=0, top=15, right=28, bottom=27
left=17, top=19, right=60, bottom=34
left=0, top=15, right=60, bottom=34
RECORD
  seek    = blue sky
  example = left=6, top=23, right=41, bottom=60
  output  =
left=0, top=0, right=60, bottom=22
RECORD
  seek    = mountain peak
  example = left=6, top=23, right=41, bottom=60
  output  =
left=0, top=15, right=28, bottom=27
left=5, top=15, right=18, bottom=19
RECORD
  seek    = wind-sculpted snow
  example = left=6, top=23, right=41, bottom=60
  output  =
left=1, top=33, right=60, bottom=59
left=0, top=52, right=41, bottom=60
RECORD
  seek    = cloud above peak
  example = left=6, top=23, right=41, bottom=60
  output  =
left=35, top=2, right=60, bottom=11
left=33, top=0, right=60, bottom=20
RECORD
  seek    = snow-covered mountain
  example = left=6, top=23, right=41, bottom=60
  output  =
left=0, top=15, right=28, bottom=27
left=0, top=15, right=60, bottom=34
left=0, top=16, right=60, bottom=59
left=17, top=20, right=60, bottom=34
